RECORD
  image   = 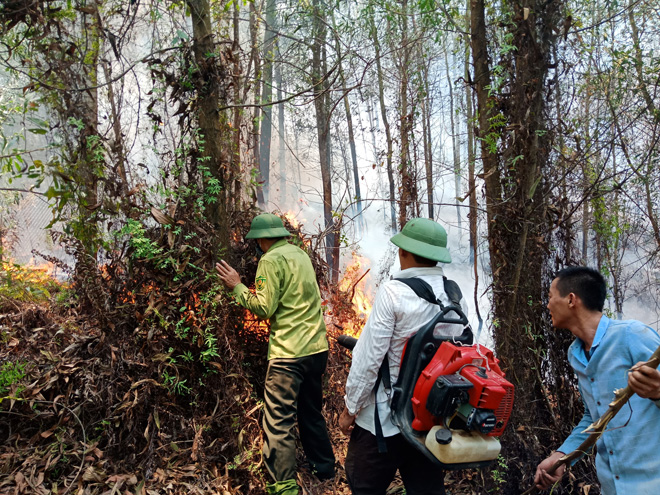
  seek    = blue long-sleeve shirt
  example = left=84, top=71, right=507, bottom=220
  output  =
left=558, top=315, right=660, bottom=495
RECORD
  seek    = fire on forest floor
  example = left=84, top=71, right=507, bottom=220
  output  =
left=0, top=247, right=487, bottom=495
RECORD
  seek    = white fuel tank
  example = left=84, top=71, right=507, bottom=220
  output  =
left=424, top=426, right=501, bottom=464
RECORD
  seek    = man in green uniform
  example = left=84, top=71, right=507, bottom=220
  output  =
left=215, top=213, right=335, bottom=495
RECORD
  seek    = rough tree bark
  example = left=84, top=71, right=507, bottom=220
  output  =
left=396, top=0, right=413, bottom=228
left=470, top=0, right=567, bottom=490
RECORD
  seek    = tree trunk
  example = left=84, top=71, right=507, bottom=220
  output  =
left=332, top=12, right=362, bottom=226
left=249, top=2, right=263, bottom=207
left=471, top=0, right=566, bottom=490
left=421, top=84, right=433, bottom=220
left=276, top=42, right=287, bottom=206
left=311, top=0, right=338, bottom=282
left=397, top=0, right=413, bottom=228
left=369, top=15, right=396, bottom=233
left=187, top=0, right=230, bottom=248
left=257, top=0, right=277, bottom=208
left=446, top=48, right=462, bottom=231
left=464, top=2, right=478, bottom=266
left=232, top=0, right=243, bottom=210
left=75, top=8, right=100, bottom=254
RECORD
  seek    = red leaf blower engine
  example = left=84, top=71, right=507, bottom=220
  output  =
left=338, top=305, right=514, bottom=470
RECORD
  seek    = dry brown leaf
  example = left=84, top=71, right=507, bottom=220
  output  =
left=14, top=471, right=27, bottom=492
left=150, top=207, right=175, bottom=226
left=40, top=428, right=55, bottom=438
left=82, top=465, right=106, bottom=482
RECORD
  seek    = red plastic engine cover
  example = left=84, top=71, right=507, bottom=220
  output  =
left=410, top=342, right=514, bottom=436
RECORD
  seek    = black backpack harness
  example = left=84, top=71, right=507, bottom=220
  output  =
left=371, top=276, right=471, bottom=453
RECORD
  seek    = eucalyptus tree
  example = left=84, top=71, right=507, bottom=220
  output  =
left=330, top=8, right=363, bottom=226
left=363, top=2, right=397, bottom=233
left=275, top=41, right=287, bottom=206
left=256, top=0, right=278, bottom=208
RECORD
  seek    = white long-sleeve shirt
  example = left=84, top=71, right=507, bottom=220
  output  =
left=344, top=265, right=467, bottom=437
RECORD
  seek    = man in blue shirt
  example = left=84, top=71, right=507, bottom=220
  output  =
left=534, top=267, right=660, bottom=494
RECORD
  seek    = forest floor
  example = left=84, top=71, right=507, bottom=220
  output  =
left=0, top=260, right=492, bottom=495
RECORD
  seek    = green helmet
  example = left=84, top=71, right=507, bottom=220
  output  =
left=390, top=218, right=451, bottom=263
left=245, top=213, right=292, bottom=239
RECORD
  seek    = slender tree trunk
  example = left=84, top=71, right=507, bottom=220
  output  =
left=249, top=2, right=263, bottom=206
left=421, top=82, right=433, bottom=219
left=276, top=42, right=287, bottom=206
left=581, top=82, right=592, bottom=264
left=369, top=15, right=396, bottom=233
left=446, top=48, right=462, bottom=230
left=397, top=0, right=413, bottom=228
left=366, top=97, right=379, bottom=165
left=464, top=4, right=478, bottom=266
left=232, top=0, right=243, bottom=210
left=332, top=12, right=362, bottom=225
left=76, top=8, right=100, bottom=254
left=257, top=0, right=277, bottom=208
left=311, top=0, right=338, bottom=282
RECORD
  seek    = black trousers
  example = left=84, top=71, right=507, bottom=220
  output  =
left=262, top=351, right=335, bottom=482
left=345, top=425, right=446, bottom=495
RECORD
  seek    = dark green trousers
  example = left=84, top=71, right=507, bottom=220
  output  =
left=262, top=350, right=335, bottom=482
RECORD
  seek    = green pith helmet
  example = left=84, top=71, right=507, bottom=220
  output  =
left=245, top=213, right=292, bottom=239
left=390, top=217, right=451, bottom=263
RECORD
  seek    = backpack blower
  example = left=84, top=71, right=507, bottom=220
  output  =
left=337, top=278, right=514, bottom=470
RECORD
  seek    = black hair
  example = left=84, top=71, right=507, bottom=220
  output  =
left=411, top=252, right=438, bottom=267
left=555, top=267, right=607, bottom=312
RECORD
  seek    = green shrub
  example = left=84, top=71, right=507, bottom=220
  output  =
left=0, top=361, right=27, bottom=397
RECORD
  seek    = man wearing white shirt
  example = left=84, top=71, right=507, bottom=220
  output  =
left=339, top=218, right=466, bottom=495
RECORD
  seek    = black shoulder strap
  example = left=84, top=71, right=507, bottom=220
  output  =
left=372, top=276, right=463, bottom=454
left=395, top=276, right=463, bottom=307
left=396, top=277, right=439, bottom=305
left=443, top=276, right=463, bottom=307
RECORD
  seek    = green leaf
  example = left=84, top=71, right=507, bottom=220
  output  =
left=44, top=186, right=59, bottom=200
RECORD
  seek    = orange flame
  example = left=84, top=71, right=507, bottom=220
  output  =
left=1, top=258, right=62, bottom=285
left=282, top=211, right=312, bottom=248
left=283, top=211, right=302, bottom=230
left=243, top=309, right=270, bottom=337
left=336, top=253, right=373, bottom=337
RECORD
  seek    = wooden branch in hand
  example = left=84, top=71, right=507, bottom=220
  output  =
left=521, top=345, right=660, bottom=495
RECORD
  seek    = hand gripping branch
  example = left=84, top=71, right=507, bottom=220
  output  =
left=522, top=344, right=660, bottom=495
